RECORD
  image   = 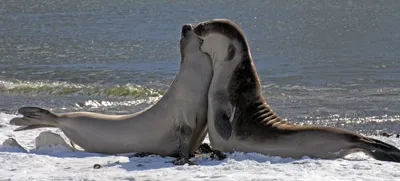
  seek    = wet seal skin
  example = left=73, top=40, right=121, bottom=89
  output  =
left=194, top=19, right=400, bottom=162
left=10, top=24, right=213, bottom=165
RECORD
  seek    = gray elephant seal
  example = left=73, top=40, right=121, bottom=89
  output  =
left=194, top=19, right=400, bottom=162
left=10, top=24, right=212, bottom=164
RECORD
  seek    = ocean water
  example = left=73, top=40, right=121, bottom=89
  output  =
left=1, top=0, right=399, bottom=134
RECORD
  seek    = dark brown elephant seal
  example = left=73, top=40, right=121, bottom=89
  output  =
left=194, top=19, right=400, bottom=162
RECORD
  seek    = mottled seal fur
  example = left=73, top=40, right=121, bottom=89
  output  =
left=194, top=19, right=400, bottom=162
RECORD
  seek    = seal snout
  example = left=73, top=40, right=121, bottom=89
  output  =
left=181, top=24, right=194, bottom=38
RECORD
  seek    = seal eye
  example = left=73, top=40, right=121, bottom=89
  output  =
left=226, top=43, right=235, bottom=61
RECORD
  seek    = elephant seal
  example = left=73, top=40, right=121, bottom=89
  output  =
left=10, top=24, right=212, bottom=164
left=194, top=19, right=400, bottom=162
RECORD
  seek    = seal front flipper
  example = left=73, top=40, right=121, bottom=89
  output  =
left=196, top=143, right=213, bottom=154
left=171, top=123, right=197, bottom=165
left=196, top=143, right=227, bottom=160
left=10, top=107, right=58, bottom=131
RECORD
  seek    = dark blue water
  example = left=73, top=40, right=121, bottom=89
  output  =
left=1, top=0, right=400, bottom=134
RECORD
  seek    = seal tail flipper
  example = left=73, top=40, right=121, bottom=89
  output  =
left=359, top=137, right=400, bottom=162
left=10, top=107, right=58, bottom=131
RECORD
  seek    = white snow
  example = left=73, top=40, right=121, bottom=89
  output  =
left=1, top=112, right=400, bottom=181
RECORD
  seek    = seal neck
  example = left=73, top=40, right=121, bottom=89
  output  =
left=228, top=56, right=287, bottom=138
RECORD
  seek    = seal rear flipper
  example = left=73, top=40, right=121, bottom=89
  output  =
left=359, top=137, right=400, bottom=162
left=10, top=107, right=58, bottom=131
left=14, top=124, right=57, bottom=131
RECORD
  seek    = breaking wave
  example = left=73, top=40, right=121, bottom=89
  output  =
left=0, top=80, right=164, bottom=97
left=76, top=98, right=160, bottom=109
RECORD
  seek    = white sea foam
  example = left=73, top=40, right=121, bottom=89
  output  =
left=0, top=80, right=164, bottom=97
left=78, top=97, right=160, bottom=109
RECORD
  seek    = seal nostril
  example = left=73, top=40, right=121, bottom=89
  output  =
left=182, top=24, right=193, bottom=36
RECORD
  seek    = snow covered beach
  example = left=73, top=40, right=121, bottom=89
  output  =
left=1, top=113, right=400, bottom=181
left=2, top=1, right=400, bottom=180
